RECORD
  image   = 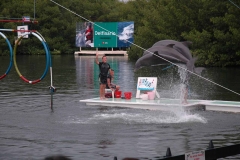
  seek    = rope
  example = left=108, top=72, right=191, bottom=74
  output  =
left=50, top=0, right=240, bottom=96
left=228, top=0, right=240, bottom=9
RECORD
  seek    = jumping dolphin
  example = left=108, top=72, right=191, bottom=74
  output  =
left=134, top=40, right=202, bottom=74
left=152, top=40, right=193, bottom=61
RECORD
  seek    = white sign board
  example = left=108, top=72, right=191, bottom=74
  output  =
left=185, top=150, right=205, bottom=160
left=17, top=25, right=29, bottom=38
left=136, top=77, right=158, bottom=98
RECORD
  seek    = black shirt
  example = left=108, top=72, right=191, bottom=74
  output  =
left=99, top=62, right=110, bottom=77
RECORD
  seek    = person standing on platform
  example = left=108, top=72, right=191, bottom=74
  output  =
left=95, top=52, right=111, bottom=99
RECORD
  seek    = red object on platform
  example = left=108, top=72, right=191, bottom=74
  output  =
left=124, top=92, right=132, bottom=99
left=114, top=90, right=122, bottom=98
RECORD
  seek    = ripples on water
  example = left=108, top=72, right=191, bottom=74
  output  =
left=1, top=55, right=240, bottom=160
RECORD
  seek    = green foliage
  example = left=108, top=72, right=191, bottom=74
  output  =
left=0, top=0, right=240, bottom=66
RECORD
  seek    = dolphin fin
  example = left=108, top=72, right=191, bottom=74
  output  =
left=186, top=56, right=206, bottom=75
left=186, top=57, right=197, bottom=72
left=166, top=44, right=175, bottom=48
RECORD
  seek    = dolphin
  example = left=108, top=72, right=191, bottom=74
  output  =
left=134, top=40, right=204, bottom=74
left=148, top=45, right=189, bottom=63
left=135, top=44, right=193, bottom=71
left=153, top=40, right=193, bottom=60
left=143, top=40, right=192, bottom=60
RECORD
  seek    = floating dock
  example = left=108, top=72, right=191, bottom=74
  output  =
left=204, top=100, right=240, bottom=113
left=74, top=50, right=128, bottom=56
left=80, top=97, right=240, bottom=113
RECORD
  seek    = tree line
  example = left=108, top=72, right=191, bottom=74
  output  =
left=0, top=0, right=239, bottom=66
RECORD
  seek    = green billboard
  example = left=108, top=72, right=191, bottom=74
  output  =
left=94, top=22, right=118, bottom=47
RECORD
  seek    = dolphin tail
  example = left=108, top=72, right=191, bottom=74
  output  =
left=186, top=56, right=206, bottom=75
left=186, top=57, right=197, bottom=72
left=166, top=44, right=175, bottom=48
left=194, top=67, right=205, bottom=75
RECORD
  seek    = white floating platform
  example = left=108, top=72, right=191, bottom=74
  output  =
left=80, top=98, right=205, bottom=111
left=80, top=98, right=240, bottom=113
left=204, top=100, right=240, bottom=113
left=74, top=50, right=128, bottom=56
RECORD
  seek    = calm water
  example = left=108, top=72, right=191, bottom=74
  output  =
left=0, top=55, right=240, bottom=160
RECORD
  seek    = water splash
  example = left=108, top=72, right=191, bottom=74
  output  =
left=177, top=64, right=189, bottom=103
left=94, top=111, right=207, bottom=124
left=64, top=108, right=207, bottom=124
